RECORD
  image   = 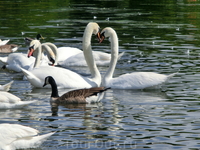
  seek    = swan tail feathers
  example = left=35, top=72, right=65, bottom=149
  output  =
left=20, top=67, right=35, bottom=79
left=117, top=51, right=125, bottom=60
left=13, top=132, right=55, bottom=149
left=1, top=80, right=14, bottom=91
left=0, top=57, right=8, bottom=64
left=12, top=45, right=21, bottom=52
left=167, top=72, right=177, bottom=80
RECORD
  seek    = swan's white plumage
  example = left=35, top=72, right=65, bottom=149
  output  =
left=0, top=39, right=9, bottom=46
left=0, top=91, right=36, bottom=109
left=0, top=81, right=13, bottom=91
left=21, top=66, right=99, bottom=89
left=0, top=123, right=55, bottom=150
left=100, top=27, right=176, bottom=89
left=21, top=22, right=102, bottom=89
left=0, top=53, right=36, bottom=72
left=0, top=47, right=54, bottom=72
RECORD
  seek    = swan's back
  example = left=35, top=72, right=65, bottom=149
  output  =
left=0, top=91, right=20, bottom=103
left=0, top=123, right=54, bottom=150
left=22, top=66, right=98, bottom=88
left=106, top=72, right=176, bottom=89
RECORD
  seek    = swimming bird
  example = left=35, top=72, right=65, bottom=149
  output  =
left=24, top=33, right=44, bottom=46
left=0, top=39, right=9, bottom=46
left=98, top=27, right=176, bottom=89
left=43, top=76, right=110, bottom=104
left=0, top=41, right=56, bottom=72
left=21, top=22, right=102, bottom=89
left=0, top=123, right=55, bottom=150
left=0, top=91, right=36, bottom=109
left=0, top=81, right=13, bottom=91
left=0, top=44, right=21, bottom=53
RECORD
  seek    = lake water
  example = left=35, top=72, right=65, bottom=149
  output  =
left=1, top=0, right=200, bottom=149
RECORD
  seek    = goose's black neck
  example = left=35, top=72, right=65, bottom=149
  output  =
left=49, top=77, right=59, bottom=98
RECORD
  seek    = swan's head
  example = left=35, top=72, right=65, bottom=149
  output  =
left=27, top=40, right=41, bottom=57
left=98, top=27, right=115, bottom=43
left=86, top=22, right=100, bottom=35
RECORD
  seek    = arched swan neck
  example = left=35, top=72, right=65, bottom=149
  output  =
left=104, top=29, right=119, bottom=81
left=43, top=43, right=59, bottom=65
left=33, top=46, right=42, bottom=68
left=82, top=23, right=101, bottom=86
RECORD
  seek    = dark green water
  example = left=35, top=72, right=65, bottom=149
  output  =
left=1, top=0, right=200, bottom=149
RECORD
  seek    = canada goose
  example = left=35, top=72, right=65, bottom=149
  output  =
left=43, top=76, right=110, bottom=104
left=24, top=33, right=44, bottom=46
left=0, top=123, right=55, bottom=150
left=0, top=80, right=13, bottom=91
left=0, top=44, right=21, bottom=53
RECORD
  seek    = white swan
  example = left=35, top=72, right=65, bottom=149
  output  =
left=0, top=123, right=55, bottom=150
left=0, top=81, right=13, bottom=91
left=99, top=27, right=176, bottom=89
left=21, top=22, right=102, bottom=89
left=27, top=40, right=59, bottom=67
left=42, top=40, right=124, bottom=67
left=0, top=91, right=37, bottom=109
left=0, top=42, right=56, bottom=72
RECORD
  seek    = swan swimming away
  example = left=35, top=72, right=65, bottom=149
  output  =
left=98, top=27, right=176, bottom=89
left=0, top=81, right=13, bottom=92
left=0, top=123, right=55, bottom=150
left=21, top=22, right=102, bottom=89
left=0, top=91, right=37, bottom=109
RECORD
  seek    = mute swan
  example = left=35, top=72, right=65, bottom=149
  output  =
left=24, top=33, right=44, bottom=46
left=99, top=27, right=176, bottom=89
left=0, top=81, right=13, bottom=91
left=21, top=22, right=102, bottom=89
left=31, top=42, right=124, bottom=67
left=43, top=76, right=110, bottom=104
left=0, top=123, right=55, bottom=150
left=0, top=91, right=36, bottom=109
left=0, top=42, right=56, bottom=72
left=0, top=39, right=9, bottom=46
left=27, top=40, right=58, bottom=67
left=0, top=44, right=21, bottom=53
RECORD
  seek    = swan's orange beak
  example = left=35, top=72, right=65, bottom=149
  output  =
left=97, top=32, right=101, bottom=43
left=27, top=48, right=34, bottom=58
left=97, top=32, right=105, bottom=43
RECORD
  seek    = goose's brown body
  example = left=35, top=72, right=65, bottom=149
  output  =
left=43, top=76, right=110, bottom=104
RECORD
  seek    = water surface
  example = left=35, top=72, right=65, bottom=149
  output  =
left=1, top=0, right=200, bottom=149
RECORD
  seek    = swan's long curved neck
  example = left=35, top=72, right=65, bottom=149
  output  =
left=103, top=29, right=119, bottom=84
left=33, top=43, right=58, bottom=68
left=82, top=24, right=101, bottom=86
left=33, top=46, right=42, bottom=68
